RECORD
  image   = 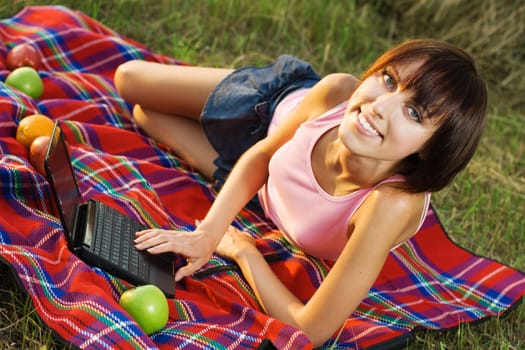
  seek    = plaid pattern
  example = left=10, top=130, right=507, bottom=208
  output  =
left=0, top=6, right=523, bottom=349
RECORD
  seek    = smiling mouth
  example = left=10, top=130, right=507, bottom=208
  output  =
left=358, top=112, right=382, bottom=137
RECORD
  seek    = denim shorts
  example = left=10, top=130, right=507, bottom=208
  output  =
left=200, top=55, right=320, bottom=209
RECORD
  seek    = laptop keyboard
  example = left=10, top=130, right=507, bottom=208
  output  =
left=91, top=202, right=150, bottom=281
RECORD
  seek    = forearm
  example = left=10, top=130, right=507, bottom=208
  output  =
left=235, top=249, right=305, bottom=326
left=233, top=246, right=348, bottom=346
left=198, top=146, right=270, bottom=241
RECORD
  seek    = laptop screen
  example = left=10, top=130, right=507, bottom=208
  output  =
left=45, top=123, right=83, bottom=241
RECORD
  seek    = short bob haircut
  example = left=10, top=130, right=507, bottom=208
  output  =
left=361, top=39, right=488, bottom=193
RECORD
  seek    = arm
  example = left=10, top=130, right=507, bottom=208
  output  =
left=217, top=187, right=426, bottom=346
left=135, top=73, right=360, bottom=280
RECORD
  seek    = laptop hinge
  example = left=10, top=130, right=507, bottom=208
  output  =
left=81, top=201, right=97, bottom=249
left=71, top=202, right=93, bottom=250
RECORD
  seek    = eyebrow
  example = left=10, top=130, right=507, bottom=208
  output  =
left=387, top=65, right=403, bottom=87
left=388, top=64, right=433, bottom=120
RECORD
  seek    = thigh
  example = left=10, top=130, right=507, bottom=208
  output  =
left=115, top=60, right=233, bottom=119
left=133, top=105, right=218, bottom=179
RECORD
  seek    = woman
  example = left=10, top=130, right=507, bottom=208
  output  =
left=114, top=39, right=487, bottom=345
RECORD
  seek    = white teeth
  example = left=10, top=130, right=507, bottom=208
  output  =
left=358, top=113, right=380, bottom=136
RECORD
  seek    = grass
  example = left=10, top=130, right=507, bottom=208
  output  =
left=0, top=263, right=71, bottom=350
left=0, top=0, right=523, bottom=348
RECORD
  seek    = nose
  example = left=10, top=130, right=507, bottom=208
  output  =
left=371, top=98, right=385, bottom=120
left=371, top=93, right=396, bottom=120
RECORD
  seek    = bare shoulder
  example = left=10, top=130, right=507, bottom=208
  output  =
left=373, top=184, right=425, bottom=211
left=320, top=73, right=360, bottom=96
left=257, top=73, right=359, bottom=155
left=301, top=73, right=359, bottom=120
left=351, top=184, right=427, bottom=247
left=316, top=73, right=359, bottom=106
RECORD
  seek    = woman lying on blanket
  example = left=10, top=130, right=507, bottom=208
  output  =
left=114, top=38, right=487, bottom=346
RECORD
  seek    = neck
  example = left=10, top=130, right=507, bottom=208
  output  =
left=326, top=132, right=397, bottom=188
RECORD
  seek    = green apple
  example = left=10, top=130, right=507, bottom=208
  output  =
left=5, top=66, right=44, bottom=99
left=119, top=284, right=169, bottom=334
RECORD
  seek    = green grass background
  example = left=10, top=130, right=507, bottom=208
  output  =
left=0, top=0, right=523, bottom=349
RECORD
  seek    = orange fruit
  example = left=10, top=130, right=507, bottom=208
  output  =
left=16, top=114, right=54, bottom=149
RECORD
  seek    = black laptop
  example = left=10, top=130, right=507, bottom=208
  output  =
left=44, top=122, right=176, bottom=296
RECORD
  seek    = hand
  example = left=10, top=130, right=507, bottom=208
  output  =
left=215, top=225, right=258, bottom=262
left=134, top=226, right=218, bottom=281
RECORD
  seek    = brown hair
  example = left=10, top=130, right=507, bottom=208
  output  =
left=361, top=39, right=488, bottom=193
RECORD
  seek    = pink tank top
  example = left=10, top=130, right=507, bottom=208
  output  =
left=258, top=89, right=431, bottom=261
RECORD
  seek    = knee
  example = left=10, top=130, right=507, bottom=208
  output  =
left=131, top=103, right=149, bottom=127
left=114, top=60, right=144, bottom=100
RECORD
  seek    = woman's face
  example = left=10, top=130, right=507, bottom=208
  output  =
left=339, top=60, right=439, bottom=166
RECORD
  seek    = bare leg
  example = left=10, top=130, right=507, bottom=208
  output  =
left=114, top=61, right=233, bottom=179
left=132, top=105, right=218, bottom=179
left=114, top=60, right=232, bottom=118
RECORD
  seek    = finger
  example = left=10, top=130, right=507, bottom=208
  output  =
left=134, top=228, right=160, bottom=242
left=240, top=230, right=254, bottom=239
left=175, top=260, right=202, bottom=281
left=134, top=236, right=157, bottom=250
left=143, top=241, right=177, bottom=254
left=226, top=225, right=240, bottom=233
left=135, top=227, right=160, bottom=236
left=134, top=232, right=172, bottom=250
left=134, top=229, right=175, bottom=246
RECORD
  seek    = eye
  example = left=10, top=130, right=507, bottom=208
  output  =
left=408, top=106, right=422, bottom=123
left=382, top=69, right=396, bottom=90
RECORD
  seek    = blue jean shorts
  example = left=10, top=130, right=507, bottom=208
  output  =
left=200, top=55, right=320, bottom=209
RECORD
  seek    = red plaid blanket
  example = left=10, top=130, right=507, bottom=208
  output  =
left=0, top=6, right=523, bottom=349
